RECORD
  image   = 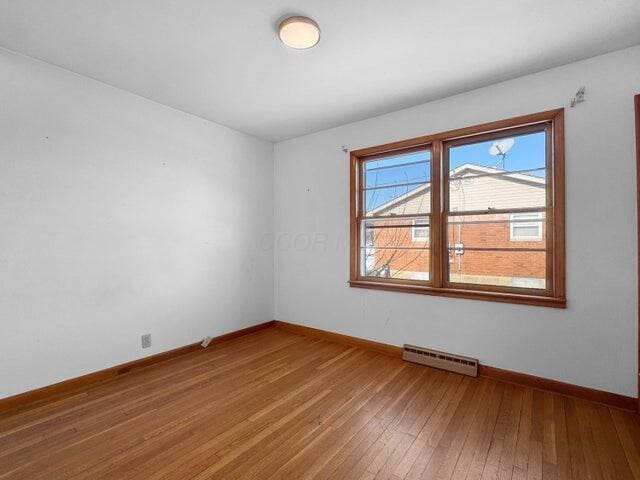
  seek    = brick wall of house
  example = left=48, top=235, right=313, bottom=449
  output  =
left=447, top=213, right=545, bottom=286
left=370, top=213, right=545, bottom=285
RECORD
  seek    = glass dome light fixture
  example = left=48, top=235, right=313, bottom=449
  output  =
left=277, top=16, right=321, bottom=50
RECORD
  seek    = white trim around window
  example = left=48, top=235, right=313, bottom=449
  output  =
left=412, top=219, right=429, bottom=241
left=509, top=212, right=543, bottom=241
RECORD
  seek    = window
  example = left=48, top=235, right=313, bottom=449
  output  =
left=412, top=219, right=430, bottom=241
left=349, top=109, right=565, bottom=307
left=510, top=213, right=543, bottom=241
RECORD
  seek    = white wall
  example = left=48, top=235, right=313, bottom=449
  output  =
left=275, top=45, right=640, bottom=397
left=0, top=48, right=274, bottom=399
left=2, top=44, right=638, bottom=401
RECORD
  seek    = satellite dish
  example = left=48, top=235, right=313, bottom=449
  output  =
left=489, top=138, right=515, bottom=156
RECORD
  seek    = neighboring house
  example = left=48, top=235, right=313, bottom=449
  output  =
left=365, top=163, right=546, bottom=288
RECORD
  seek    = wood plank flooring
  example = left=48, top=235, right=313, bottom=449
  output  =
left=0, top=326, right=639, bottom=479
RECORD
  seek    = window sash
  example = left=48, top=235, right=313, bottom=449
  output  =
left=357, top=146, right=433, bottom=285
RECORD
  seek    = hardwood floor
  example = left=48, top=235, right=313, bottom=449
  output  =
left=0, top=327, right=639, bottom=479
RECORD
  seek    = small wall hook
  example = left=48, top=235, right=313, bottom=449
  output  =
left=341, top=145, right=349, bottom=153
left=571, top=86, right=586, bottom=107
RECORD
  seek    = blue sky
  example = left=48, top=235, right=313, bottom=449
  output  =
left=449, top=131, right=546, bottom=173
left=364, top=131, right=546, bottom=211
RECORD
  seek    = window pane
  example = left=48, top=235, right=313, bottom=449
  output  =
left=364, top=150, right=431, bottom=187
left=365, top=185, right=430, bottom=216
left=447, top=131, right=546, bottom=212
left=361, top=248, right=430, bottom=280
left=446, top=213, right=546, bottom=289
left=364, top=149, right=430, bottom=216
left=513, top=225, right=540, bottom=237
left=361, top=218, right=429, bottom=280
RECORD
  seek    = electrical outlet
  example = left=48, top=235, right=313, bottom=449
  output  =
left=141, top=333, right=152, bottom=349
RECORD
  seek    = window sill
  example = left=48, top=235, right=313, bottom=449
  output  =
left=348, top=279, right=566, bottom=308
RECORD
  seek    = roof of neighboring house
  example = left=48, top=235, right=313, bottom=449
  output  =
left=369, top=163, right=545, bottom=216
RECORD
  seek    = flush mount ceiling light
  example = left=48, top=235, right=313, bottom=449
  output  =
left=277, top=16, right=320, bottom=49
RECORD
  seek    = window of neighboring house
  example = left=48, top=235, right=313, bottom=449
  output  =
left=412, top=219, right=430, bottom=241
left=510, top=212, right=543, bottom=241
left=349, top=109, right=565, bottom=308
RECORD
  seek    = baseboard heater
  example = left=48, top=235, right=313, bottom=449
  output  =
left=402, top=344, right=478, bottom=377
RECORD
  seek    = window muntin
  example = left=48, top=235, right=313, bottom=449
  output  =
left=350, top=110, right=565, bottom=307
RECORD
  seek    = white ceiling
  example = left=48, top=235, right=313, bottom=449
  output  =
left=1, top=1, right=639, bottom=142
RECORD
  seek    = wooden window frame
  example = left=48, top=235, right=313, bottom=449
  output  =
left=349, top=109, right=566, bottom=308
left=634, top=94, right=640, bottom=411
